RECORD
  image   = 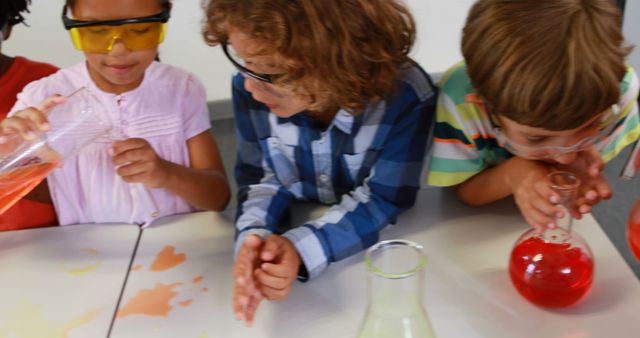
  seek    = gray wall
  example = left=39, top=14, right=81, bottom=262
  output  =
left=624, top=1, right=640, bottom=70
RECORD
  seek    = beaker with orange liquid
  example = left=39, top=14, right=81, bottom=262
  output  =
left=0, top=88, right=110, bottom=216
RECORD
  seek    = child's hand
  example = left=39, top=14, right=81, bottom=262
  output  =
left=554, top=147, right=612, bottom=216
left=111, top=138, right=170, bottom=188
left=506, top=157, right=562, bottom=232
left=254, top=235, right=301, bottom=301
left=233, top=235, right=266, bottom=327
left=0, top=95, right=65, bottom=140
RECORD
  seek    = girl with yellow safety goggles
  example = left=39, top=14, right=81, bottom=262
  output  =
left=61, top=2, right=170, bottom=53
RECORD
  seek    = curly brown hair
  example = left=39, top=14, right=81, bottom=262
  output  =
left=202, top=0, right=415, bottom=114
left=462, top=0, right=632, bottom=130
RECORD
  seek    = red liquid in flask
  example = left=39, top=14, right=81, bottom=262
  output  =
left=509, top=236, right=594, bottom=308
left=628, top=201, right=640, bottom=261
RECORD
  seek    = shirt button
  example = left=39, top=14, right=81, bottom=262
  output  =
left=150, top=211, right=159, bottom=218
left=319, top=174, right=329, bottom=182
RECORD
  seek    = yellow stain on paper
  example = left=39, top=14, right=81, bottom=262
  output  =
left=61, top=248, right=103, bottom=276
left=0, top=299, right=100, bottom=338
left=198, top=333, right=209, bottom=338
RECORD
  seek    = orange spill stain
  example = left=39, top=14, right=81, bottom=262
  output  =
left=130, top=265, right=142, bottom=272
left=202, top=287, right=209, bottom=293
left=179, top=299, right=193, bottom=308
left=150, top=246, right=186, bottom=272
left=117, top=283, right=181, bottom=318
left=192, top=276, right=203, bottom=284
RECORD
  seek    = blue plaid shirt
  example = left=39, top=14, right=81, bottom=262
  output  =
left=233, top=63, right=437, bottom=279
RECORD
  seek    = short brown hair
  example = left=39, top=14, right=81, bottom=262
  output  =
left=202, top=0, right=415, bottom=114
left=462, top=0, right=632, bottom=130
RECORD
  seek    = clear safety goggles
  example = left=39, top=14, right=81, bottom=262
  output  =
left=491, top=104, right=621, bottom=159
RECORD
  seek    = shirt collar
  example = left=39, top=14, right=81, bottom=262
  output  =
left=277, top=108, right=355, bottom=134
left=332, top=109, right=355, bottom=134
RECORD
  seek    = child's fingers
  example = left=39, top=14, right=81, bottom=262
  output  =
left=36, top=95, right=67, bottom=113
left=260, top=261, right=297, bottom=279
left=233, top=247, right=259, bottom=280
left=243, top=293, right=263, bottom=327
left=592, top=178, right=612, bottom=200
left=261, top=235, right=286, bottom=261
left=255, top=268, right=290, bottom=289
left=258, top=283, right=291, bottom=301
left=524, top=214, right=547, bottom=234
left=530, top=194, right=562, bottom=219
left=578, top=204, right=591, bottom=214
left=111, top=138, right=147, bottom=155
left=584, top=147, right=604, bottom=177
left=583, top=189, right=599, bottom=202
left=527, top=209, right=554, bottom=231
left=112, top=148, right=149, bottom=165
left=244, top=234, right=264, bottom=249
left=533, top=180, right=559, bottom=204
left=232, top=283, right=249, bottom=320
left=120, top=172, right=149, bottom=184
left=14, top=108, right=51, bottom=131
left=1, top=116, right=41, bottom=140
left=116, top=161, right=148, bottom=177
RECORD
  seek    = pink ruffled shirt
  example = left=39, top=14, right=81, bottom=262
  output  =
left=10, top=61, right=211, bottom=226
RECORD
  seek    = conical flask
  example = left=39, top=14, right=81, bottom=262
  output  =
left=509, top=171, right=594, bottom=308
left=357, top=239, right=436, bottom=338
left=627, top=200, right=640, bottom=260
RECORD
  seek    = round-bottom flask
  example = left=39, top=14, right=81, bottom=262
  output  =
left=509, top=171, right=594, bottom=308
left=628, top=200, right=640, bottom=260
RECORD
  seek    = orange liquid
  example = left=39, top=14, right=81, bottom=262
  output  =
left=0, top=161, right=58, bottom=216
left=628, top=201, right=640, bottom=261
left=509, top=237, right=593, bottom=308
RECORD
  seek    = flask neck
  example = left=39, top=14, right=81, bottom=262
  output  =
left=364, top=240, right=427, bottom=314
left=543, top=171, right=579, bottom=243
left=369, top=271, right=424, bottom=318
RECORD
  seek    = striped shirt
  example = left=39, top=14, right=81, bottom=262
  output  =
left=233, top=63, right=436, bottom=279
left=427, top=61, right=640, bottom=187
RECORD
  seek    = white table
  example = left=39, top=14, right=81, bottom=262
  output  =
left=0, top=223, right=140, bottom=338
left=109, top=188, right=640, bottom=338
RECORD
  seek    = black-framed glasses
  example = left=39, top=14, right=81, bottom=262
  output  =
left=221, top=41, right=285, bottom=84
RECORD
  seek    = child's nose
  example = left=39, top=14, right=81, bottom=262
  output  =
left=108, top=39, right=131, bottom=56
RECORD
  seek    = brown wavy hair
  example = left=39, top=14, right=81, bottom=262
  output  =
left=202, top=0, right=415, bottom=114
left=462, top=0, right=632, bottom=130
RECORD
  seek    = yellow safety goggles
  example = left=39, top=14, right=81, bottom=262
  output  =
left=62, top=4, right=170, bottom=53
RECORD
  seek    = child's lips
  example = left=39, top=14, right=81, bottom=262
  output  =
left=107, top=64, right=135, bottom=73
